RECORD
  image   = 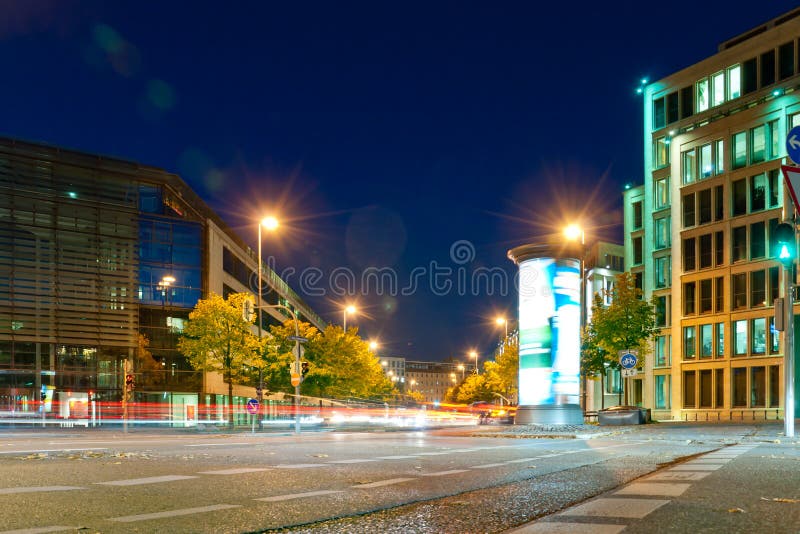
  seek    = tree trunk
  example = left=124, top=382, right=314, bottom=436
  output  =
left=227, top=373, right=234, bottom=430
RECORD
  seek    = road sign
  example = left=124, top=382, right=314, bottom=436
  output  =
left=621, top=368, right=638, bottom=377
left=290, top=373, right=301, bottom=387
left=619, top=350, right=638, bottom=370
left=246, top=398, right=259, bottom=415
left=787, top=126, right=800, bottom=163
left=782, top=165, right=800, bottom=212
left=288, top=335, right=309, bottom=343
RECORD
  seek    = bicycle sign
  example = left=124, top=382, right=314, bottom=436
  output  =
left=619, top=350, right=638, bottom=370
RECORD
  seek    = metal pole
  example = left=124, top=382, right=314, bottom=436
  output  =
left=294, top=317, right=301, bottom=435
left=343, top=310, right=346, bottom=332
left=786, top=261, right=796, bottom=438
left=257, top=224, right=264, bottom=431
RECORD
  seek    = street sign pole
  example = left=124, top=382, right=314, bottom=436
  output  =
left=780, top=159, right=800, bottom=439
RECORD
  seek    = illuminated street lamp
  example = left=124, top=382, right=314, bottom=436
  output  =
left=470, top=350, right=479, bottom=374
left=343, top=305, right=357, bottom=331
left=369, top=340, right=379, bottom=351
left=450, top=372, right=457, bottom=383
left=495, top=316, right=508, bottom=338
left=256, top=216, right=279, bottom=430
left=457, top=364, right=465, bottom=380
left=564, top=222, right=588, bottom=411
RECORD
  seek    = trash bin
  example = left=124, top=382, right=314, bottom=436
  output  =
left=598, top=405, right=648, bottom=425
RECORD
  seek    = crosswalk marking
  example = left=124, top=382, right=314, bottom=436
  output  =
left=0, top=526, right=79, bottom=534
left=376, top=455, right=419, bottom=459
left=614, top=482, right=691, bottom=497
left=560, top=497, right=670, bottom=518
left=96, top=475, right=197, bottom=486
left=508, top=521, right=625, bottom=534
left=273, top=463, right=326, bottom=469
left=0, top=486, right=84, bottom=495
left=352, top=478, right=415, bottom=488
left=327, top=458, right=379, bottom=464
left=256, top=490, right=343, bottom=502
left=419, top=469, right=468, bottom=476
left=646, top=471, right=710, bottom=481
left=471, top=462, right=508, bottom=469
left=109, top=504, right=241, bottom=523
left=198, top=468, right=270, bottom=475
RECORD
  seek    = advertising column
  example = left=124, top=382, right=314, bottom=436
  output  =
left=509, top=244, right=583, bottom=425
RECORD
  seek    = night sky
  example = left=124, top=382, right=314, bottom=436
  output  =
left=3, top=1, right=799, bottom=361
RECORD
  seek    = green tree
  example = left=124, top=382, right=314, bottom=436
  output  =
left=583, top=272, right=658, bottom=404
left=178, top=292, right=262, bottom=428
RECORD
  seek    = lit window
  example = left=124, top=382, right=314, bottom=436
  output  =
left=714, top=139, right=724, bottom=174
left=654, top=137, right=669, bottom=168
left=727, top=64, right=741, bottom=100
left=712, top=71, right=725, bottom=107
left=700, top=143, right=713, bottom=178
left=696, top=78, right=709, bottom=112
left=683, top=326, right=696, bottom=359
left=734, top=320, right=748, bottom=356
left=752, top=318, right=766, bottom=355
left=655, top=178, right=669, bottom=209
left=682, top=149, right=696, bottom=184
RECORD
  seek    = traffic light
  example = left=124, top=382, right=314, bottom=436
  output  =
left=773, top=222, right=796, bottom=267
left=301, top=361, right=310, bottom=376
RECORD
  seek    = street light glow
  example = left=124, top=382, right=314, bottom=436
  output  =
left=563, top=224, right=582, bottom=241
left=345, top=305, right=357, bottom=315
left=261, top=216, right=279, bottom=231
left=495, top=317, right=506, bottom=326
left=369, top=341, right=378, bottom=350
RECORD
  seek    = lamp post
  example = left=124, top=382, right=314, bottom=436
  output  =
left=470, top=350, right=479, bottom=374
left=343, top=305, right=357, bottom=332
left=457, top=364, right=465, bottom=381
left=495, top=316, right=508, bottom=339
left=564, top=223, right=587, bottom=412
left=256, top=216, right=279, bottom=430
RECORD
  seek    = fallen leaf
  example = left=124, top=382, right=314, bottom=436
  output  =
left=728, top=507, right=746, bottom=513
left=310, top=454, right=329, bottom=458
left=773, top=498, right=799, bottom=503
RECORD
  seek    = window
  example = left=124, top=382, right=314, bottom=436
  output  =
left=699, top=143, right=713, bottom=178
left=752, top=318, right=767, bottom=355
left=700, top=369, right=713, bottom=408
left=700, top=324, right=713, bottom=358
left=655, top=374, right=670, bottom=409
left=769, top=365, right=780, bottom=407
left=734, top=320, right=748, bottom=355
left=655, top=295, right=668, bottom=327
left=715, top=231, right=725, bottom=266
left=712, top=71, right=725, bottom=107
left=696, top=78, right=709, bottom=112
left=779, top=42, right=795, bottom=80
left=655, top=217, right=670, bottom=249
left=655, top=177, right=669, bottom=208
left=632, top=201, right=643, bottom=229
left=751, top=270, right=766, bottom=308
left=750, top=221, right=765, bottom=259
left=681, top=86, right=694, bottom=119
left=732, top=367, right=747, bottom=406
left=727, top=64, right=741, bottom=99
left=750, top=173, right=766, bottom=211
left=698, top=188, right=712, bottom=224
left=769, top=169, right=781, bottom=207
left=732, top=226, right=747, bottom=262
left=732, top=273, right=747, bottom=309
left=653, top=97, right=666, bottom=130
left=715, top=139, right=724, bottom=175
left=605, top=368, right=622, bottom=394
left=655, top=336, right=668, bottom=366
left=716, top=369, right=725, bottom=407
left=770, top=266, right=780, bottom=305
left=682, top=149, right=696, bottom=184
left=684, top=282, right=696, bottom=315
left=700, top=279, right=713, bottom=314
left=768, top=120, right=780, bottom=159
left=633, top=236, right=643, bottom=265
left=683, top=326, right=696, bottom=359
left=750, top=125, right=766, bottom=164
left=714, top=184, right=724, bottom=221
left=654, top=137, right=669, bottom=168
left=742, top=57, right=758, bottom=94
left=634, top=271, right=643, bottom=293
left=683, top=237, right=696, bottom=271
left=732, top=178, right=746, bottom=215
left=699, top=233, right=712, bottom=268
left=715, top=322, right=725, bottom=357
left=683, top=192, right=696, bottom=227
left=684, top=370, right=696, bottom=408
left=770, top=316, right=780, bottom=354
left=715, top=277, right=724, bottom=313
left=751, top=366, right=766, bottom=407
left=761, top=49, right=776, bottom=87
left=666, top=92, right=679, bottom=124
left=732, top=132, right=747, bottom=169
left=655, top=256, right=670, bottom=289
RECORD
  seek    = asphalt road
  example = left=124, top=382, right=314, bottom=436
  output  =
left=0, top=424, right=794, bottom=533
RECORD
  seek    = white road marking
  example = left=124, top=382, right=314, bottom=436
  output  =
left=327, top=458, right=379, bottom=464
left=352, top=478, right=415, bottom=488
left=471, top=462, right=508, bottom=469
left=646, top=471, right=710, bottom=481
left=690, top=458, right=732, bottom=463
left=560, top=497, right=670, bottom=518
left=376, top=455, right=419, bottom=459
left=256, top=490, right=343, bottom=502
left=109, top=504, right=241, bottom=523
left=508, top=522, right=625, bottom=534
left=505, top=457, right=540, bottom=464
left=0, top=448, right=107, bottom=455
left=96, top=475, right=197, bottom=486
left=198, top=468, right=270, bottom=475
left=415, top=452, right=451, bottom=456
left=185, top=443, right=251, bottom=447
left=419, top=469, right=468, bottom=476
left=274, top=464, right=326, bottom=469
left=614, top=482, right=691, bottom=497
left=0, top=486, right=84, bottom=495
left=0, top=527, right=79, bottom=534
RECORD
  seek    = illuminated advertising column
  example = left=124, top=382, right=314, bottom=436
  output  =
left=508, top=244, right=583, bottom=425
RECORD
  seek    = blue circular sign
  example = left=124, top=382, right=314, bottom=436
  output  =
left=787, top=126, right=800, bottom=164
left=246, top=398, right=260, bottom=414
left=620, top=353, right=638, bottom=369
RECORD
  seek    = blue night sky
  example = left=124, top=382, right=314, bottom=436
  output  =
left=2, top=1, right=799, bottom=361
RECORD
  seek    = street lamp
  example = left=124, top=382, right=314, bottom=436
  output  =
left=343, top=305, right=357, bottom=331
left=157, top=275, right=176, bottom=308
left=564, top=222, right=587, bottom=412
left=495, top=316, right=508, bottom=338
left=470, top=350, right=479, bottom=374
left=369, top=340, right=379, bottom=351
left=457, top=364, right=465, bottom=380
left=256, top=216, right=279, bottom=430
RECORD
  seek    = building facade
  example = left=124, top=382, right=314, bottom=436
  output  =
left=629, top=9, right=800, bottom=421
left=0, top=137, right=324, bottom=424
left=405, top=360, right=474, bottom=404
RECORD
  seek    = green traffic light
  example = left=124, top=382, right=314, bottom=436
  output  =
left=780, top=244, right=792, bottom=260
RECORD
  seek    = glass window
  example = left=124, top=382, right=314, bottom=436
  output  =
left=768, top=120, right=780, bottom=159
left=732, top=131, right=747, bottom=169
left=750, top=125, right=766, bottom=164
left=655, top=255, right=670, bottom=289
left=750, top=221, right=765, bottom=259
left=700, top=143, right=713, bottom=178
left=667, top=92, right=679, bottom=124
left=733, top=367, right=748, bottom=406
left=633, top=201, right=643, bottom=229
left=751, top=366, right=766, bottom=407
left=769, top=169, right=780, bottom=207
left=700, top=324, right=713, bottom=358
left=683, top=237, right=696, bottom=271
left=655, top=295, right=668, bottom=327
left=770, top=316, right=780, bottom=354
left=732, top=273, right=747, bottom=310
left=742, top=57, right=758, bottom=94
left=779, top=42, right=795, bottom=80
left=770, top=266, right=780, bottom=304
left=792, top=112, right=800, bottom=129
left=716, top=369, right=725, bottom=407
left=682, top=149, right=696, bottom=184
left=761, top=49, right=776, bottom=87
left=700, top=279, right=713, bottom=313
left=684, top=326, right=696, bottom=359
left=684, top=370, right=696, bottom=408
left=699, top=233, right=712, bottom=269
left=715, top=277, right=724, bottom=312
left=653, top=97, right=666, bottom=130
left=732, top=179, right=747, bottom=216
left=727, top=64, right=741, bottom=99
left=698, top=189, right=712, bottom=224
left=655, top=177, right=669, bottom=208
left=683, top=192, right=696, bottom=227
left=769, top=365, right=780, bottom=407
left=684, top=282, right=696, bottom=315
left=715, top=231, right=725, bottom=266
left=633, top=236, right=643, bottom=265
left=731, top=226, right=747, bottom=262
left=655, top=217, right=670, bottom=249
left=654, top=137, right=669, bottom=168
left=655, top=336, right=668, bottom=366
left=696, top=78, right=709, bottom=112
left=750, top=270, right=766, bottom=307
left=715, top=322, right=725, bottom=357
left=714, top=185, right=724, bottom=221
left=750, top=173, right=766, bottom=212
left=715, top=139, right=724, bottom=174
left=734, top=320, right=748, bottom=355
left=751, top=318, right=767, bottom=355
left=700, top=369, right=713, bottom=408
left=712, top=71, right=725, bottom=107
left=655, top=374, right=670, bottom=409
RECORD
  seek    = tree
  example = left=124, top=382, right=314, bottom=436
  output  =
left=583, top=272, right=658, bottom=405
left=178, top=292, right=262, bottom=428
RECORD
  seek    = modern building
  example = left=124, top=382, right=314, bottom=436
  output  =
left=405, top=360, right=473, bottom=404
left=378, top=355, right=406, bottom=390
left=0, top=137, right=325, bottom=425
left=628, top=8, right=800, bottom=421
